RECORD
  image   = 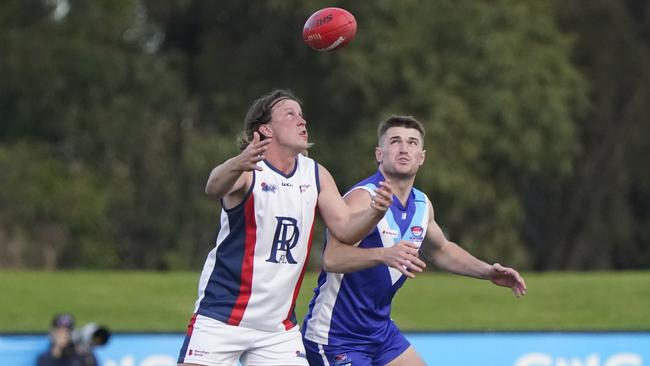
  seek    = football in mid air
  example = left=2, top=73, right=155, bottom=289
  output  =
left=303, top=7, right=357, bottom=52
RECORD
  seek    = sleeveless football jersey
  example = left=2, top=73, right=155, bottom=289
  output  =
left=302, top=170, right=430, bottom=345
left=193, top=154, right=320, bottom=332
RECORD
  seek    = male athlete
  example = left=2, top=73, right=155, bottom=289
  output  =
left=302, top=115, right=527, bottom=366
left=177, top=89, right=393, bottom=366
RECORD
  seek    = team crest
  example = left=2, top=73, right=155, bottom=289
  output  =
left=266, top=217, right=299, bottom=264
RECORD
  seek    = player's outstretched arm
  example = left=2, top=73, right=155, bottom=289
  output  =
left=317, top=166, right=393, bottom=244
left=420, top=205, right=527, bottom=297
left=205, top=132, right=270, bottom=200
left=322, top=237, right=426, bottom=277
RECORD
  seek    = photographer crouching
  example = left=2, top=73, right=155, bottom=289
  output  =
left=36, top=313, right=110, bottom=366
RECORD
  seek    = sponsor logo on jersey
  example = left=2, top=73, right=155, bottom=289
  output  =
left=382, top=229, right=399, bottom=237
left=296, top=350, right=307, bottom=358
left=299, top=184, right=310, bottom=192
left=282, top=182, right=293, bottom=187
left=261, top=182, right=277, bottom=192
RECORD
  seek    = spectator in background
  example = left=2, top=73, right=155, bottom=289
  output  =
left=36, top=313, right=84, bottom=366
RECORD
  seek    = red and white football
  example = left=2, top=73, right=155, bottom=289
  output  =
left=303, top=7, right=357, bottom=52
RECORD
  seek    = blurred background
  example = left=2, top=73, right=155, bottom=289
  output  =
left=1, top=0, right=649, bottom=273
left=2, top=1, right=649, bottom=365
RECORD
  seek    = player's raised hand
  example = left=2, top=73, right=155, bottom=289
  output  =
left=237, top=132, right=271, bottom=172
left=371, top=180, right=394, bottom=212
left=381, top=241, right=426, bottom=278
left=488, top=263, right=527, bottom=297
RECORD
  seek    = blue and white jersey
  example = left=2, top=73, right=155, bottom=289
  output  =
left=192, top=154, right=320, bottom=332
left=302, top=170, right=430, bottom=345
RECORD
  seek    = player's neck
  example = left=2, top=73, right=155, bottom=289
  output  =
left=264, top=146, right=297, bottom=175
left=379, top=169, right=415, bottom=206
left=393, top=181, right=414, bottom=206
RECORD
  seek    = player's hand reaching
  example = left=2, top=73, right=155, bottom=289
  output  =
left=381, top=241, right=426, bottom=279
left=488, top=263, right=527, bottom=297
left=371, top=180, right=394, bottom=212
left=236, top=132, right=271, bottom=172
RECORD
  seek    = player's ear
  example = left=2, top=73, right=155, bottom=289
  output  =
left=375, top=147, right=382, bottom=164
left=259, top=124, right=273, bottom=139
left=419, top=149, right=426, bottom=165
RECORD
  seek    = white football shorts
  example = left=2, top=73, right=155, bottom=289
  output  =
left=178, top=314, right=308, bottom=366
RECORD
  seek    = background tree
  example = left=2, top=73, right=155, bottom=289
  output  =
left=527, top=0, right=650, bottom=269
left=1, top=0, right=647, bottom=270
left=0, top=0, right=188, bottom=268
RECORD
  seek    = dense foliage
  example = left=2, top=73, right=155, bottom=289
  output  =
left=1, top=0, right=648, bottom=270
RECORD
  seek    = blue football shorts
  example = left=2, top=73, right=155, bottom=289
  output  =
left=303, top=320, right=410, bottom=366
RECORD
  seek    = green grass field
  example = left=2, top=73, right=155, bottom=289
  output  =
left=0, top=270, right=648, bottom=332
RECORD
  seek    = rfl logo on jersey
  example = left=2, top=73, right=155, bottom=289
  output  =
left=408, top=226, right=424, bottom=242
left=411, top=226, right=423, bottom=237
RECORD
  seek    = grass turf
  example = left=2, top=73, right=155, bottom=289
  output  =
left=0, top=270, right=648, bottom=332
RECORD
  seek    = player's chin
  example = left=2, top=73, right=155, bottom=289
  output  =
left=393, top=166, right=418, bottom=177
left=299, top=139, right=311, bottom=148
left=294, top=141, right=312, bottom=154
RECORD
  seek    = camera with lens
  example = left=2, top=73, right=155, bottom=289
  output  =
left=72, top=322, right=111, bottom=352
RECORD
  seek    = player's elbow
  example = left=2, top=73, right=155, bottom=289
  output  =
left=205, top=181, right=224, bottom=198
left=322, top=259, right=342, bottom=274
left=321, top=250, right=343, bottom=273
left=205, top=184, right=218, bottom=197
left=329, top=228, right=361, bottom=245
left=327, top=227, right=350, bottom=245
left=205, top=185, right=216, bottom=195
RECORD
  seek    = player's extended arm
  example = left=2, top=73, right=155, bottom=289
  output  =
left=322, top=236, right=426, bottom=278
left=421, top=205, right=527, bottom=297
left=316, top=166, right=394, bottom=244
left=205, top=132, right=270, bottom=200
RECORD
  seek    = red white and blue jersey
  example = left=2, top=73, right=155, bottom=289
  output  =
left=302, top=170, right=430, bottom=345
left=193, top=154, right=320, bottom=332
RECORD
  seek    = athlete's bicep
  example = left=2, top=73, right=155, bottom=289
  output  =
left=422, top=205, right=448, bottom=253
left=316, top=166, right=348, bottom=226
left=318, top=165, right=377, bottom=239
